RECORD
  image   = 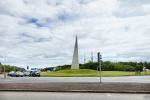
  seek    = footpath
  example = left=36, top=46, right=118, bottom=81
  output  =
left=0, top=82, right=150, bottom=93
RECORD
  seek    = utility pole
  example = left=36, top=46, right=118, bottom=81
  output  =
left=3, top=58, right=6, bottom=79
left=143, top=62, right=146, bottom=75
left=97, top=52, right=102, bottom=83
left=91, top=52, right=93, bottom=62
left=4, top=65, right=6, bottom=78
left=84, top=51, right=86, bottom=64
left=14, top=66, right=15, bottom=72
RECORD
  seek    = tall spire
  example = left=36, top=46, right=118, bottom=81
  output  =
left=71, top=35, right=79, bottom=69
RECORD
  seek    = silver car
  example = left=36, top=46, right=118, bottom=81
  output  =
left=8, top=71, right=16, bottom=77
left=15, top=71, right=24, bottom=77
left=23, top=71, right=30, bottom=76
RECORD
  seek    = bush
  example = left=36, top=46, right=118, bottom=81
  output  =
left=80, top=61, right=98, bottom=70
left=42, top=61, right=145, bottom=72
left=125, top=65, right=135, bottom=71
left=80, top=61, right=142, bottom=71
left=135, top=65, right=143, bottom=72
left=0, top=63, right=25, bottom=72
left=102, top=61, right=115, bottom=71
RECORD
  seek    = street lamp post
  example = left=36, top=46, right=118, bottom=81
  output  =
left=4, top=65, right=6, bottom=78
left=3, top=58, right=6, bottom=79
left=97, top=52, right=102, bottom=83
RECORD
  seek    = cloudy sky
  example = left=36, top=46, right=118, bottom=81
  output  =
left=0, top=0, right=150, bottom=68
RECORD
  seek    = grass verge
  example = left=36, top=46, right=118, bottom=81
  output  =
left=41, top=69, right=150, bottom=77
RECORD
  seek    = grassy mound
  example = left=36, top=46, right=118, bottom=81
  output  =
left=41, top=69, right=97, bottom=77
left=41, top=69, right=150, bottom=77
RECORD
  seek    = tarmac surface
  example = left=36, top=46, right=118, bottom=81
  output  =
left=0, top=76, right=150, bottom=83
left=0, top=76, right=150, bottom=93
left=0, top=82, right=150, bottom=93
left=0, top=92, right=150, bottom=100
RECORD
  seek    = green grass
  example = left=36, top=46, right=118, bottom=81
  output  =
left=41, top=69, right=150, bottom=77
left=41, top=69, right=97, bottom=77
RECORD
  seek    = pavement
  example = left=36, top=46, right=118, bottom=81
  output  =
left=0, top=74, right=4, bottom=78
left=0, top=76, right=150, bottom=83
left=0, top=76, right=150, bottom=93
left=0, top=92, right=150, bottom=100
left=0, top=82, right=150, bottom=93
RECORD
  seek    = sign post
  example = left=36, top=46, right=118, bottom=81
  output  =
left=27, top=66, right=29, bottom=70
left=97, top=52, right=102, bottom=83
left=4, top=65, right=6, bottom=78
left=3, top=58, right=6, bottom=79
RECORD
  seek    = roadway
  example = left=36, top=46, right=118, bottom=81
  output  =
left=0, top=92, right=150, bottom=100
left=0, top=76, right=150, bottom=83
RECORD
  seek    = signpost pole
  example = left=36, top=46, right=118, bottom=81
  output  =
left=97, top=52, right=102, bottom=83
left=4, top=65, right=6, bottom=78
left=3, top=58, right=6, bottom=79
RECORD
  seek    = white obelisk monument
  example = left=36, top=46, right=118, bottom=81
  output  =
left=71, top=36, right=79, bottom=69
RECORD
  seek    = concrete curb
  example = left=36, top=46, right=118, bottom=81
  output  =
left=0, top=89, right=150, bottom=93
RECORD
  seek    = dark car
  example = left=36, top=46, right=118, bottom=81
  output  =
left=8, top=71, right=16, bottom=77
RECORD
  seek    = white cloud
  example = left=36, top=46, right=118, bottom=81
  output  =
left=0, top=0, right=150, bottom=68
left=142, top=4, right=150, bottom=14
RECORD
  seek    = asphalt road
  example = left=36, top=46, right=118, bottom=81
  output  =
left=0, top=92, right=150, bottom=100
left=0, top=76, right=150, bottom=83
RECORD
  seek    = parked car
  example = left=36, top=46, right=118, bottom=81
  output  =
left=30, top=71, right=40, bottom=77
left=15, top=71, right=24, bottom=77
left=8, top=71, right=16, bottom=77
left=23, top=71, right=30, bottom=76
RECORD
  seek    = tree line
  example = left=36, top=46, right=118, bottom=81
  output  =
left=0, top=62, right=25, bottom=73
left=41, top=61, right=150, bottom=72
